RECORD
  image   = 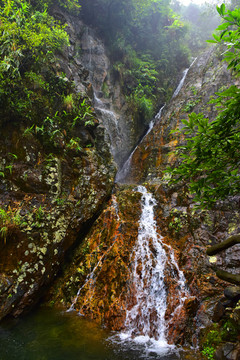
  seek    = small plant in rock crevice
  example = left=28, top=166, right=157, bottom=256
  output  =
left=168, top=208, right=188, bottom=233
left=0, top=207, right=22, bottom=243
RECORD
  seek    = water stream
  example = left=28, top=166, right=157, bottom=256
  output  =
left=115, top=104, right=165, bottom=183
left=118, top=186, right=188, bottom=353
left=172, top=58, right=197, bottom=99
left=123, top=186, right=168, bottom=344
left=116, top=59, right=196, bottom=183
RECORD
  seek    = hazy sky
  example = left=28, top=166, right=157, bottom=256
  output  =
left=178, top=0, right=224, bottom=5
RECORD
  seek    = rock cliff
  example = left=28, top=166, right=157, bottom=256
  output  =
left=47, top=45, right=240, bottom=357
left=0, top=8, right=239, bottom=359
left=0, top=11, right=117, bottom=321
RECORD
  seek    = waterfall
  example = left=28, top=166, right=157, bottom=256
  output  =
left=172, top=69, right=188, bottom=99
left=85, top=27, right=92, bottom=73
left=115, top=145, right=138, bottom=184
left=123, top=186, right=168, bottom=344
left=172, top=57, right=197, bottom=99
left=115, top=104, right=165, bottom=183
left=93, top=92, right=122, bottom=159
left=116, top=58, right=197, bottom=183
left=121, top=186, right=188, bottom=349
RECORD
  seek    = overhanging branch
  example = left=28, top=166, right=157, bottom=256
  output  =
left=216, top=269, right=240, bottom=285
left=206, top=234, right=240, bottom=256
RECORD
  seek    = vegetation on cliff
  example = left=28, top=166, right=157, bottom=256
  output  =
left=167, top=2, right=240, bottom=284
left=78, top=0, right=191, bottom=123
left=168, top=3, right=240, bottom=209
left=167, top=5, right=240, bottom=357
left=0, top=0, right=97, bottom=161
left=0, top=0, right=218, bottom=132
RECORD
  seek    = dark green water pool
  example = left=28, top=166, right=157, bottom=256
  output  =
left=0, top=307, right=196, bottom=360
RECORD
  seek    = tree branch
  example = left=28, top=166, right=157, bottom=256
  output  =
left=206, top=234, right=240, bottom=256
left=216, top=269, right=240, bottom=285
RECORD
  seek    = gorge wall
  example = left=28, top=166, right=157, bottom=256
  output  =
left=0, top=10, right=119, bottom=321
left=48, top=43, right=240, bottom=357
left=0, top=7, right=239, bottom=359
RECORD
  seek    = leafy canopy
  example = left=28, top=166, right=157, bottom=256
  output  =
left=167, top=3, right=240, bottom=208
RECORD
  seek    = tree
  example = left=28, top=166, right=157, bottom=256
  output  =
left=0, top=0, right=69, bottom=121
left=0, top=0, right=96, bottom=156
left=168, top=3, right=240, bottom=209
left=167, top=4, right=240, bottom=285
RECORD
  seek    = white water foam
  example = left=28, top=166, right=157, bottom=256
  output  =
left=118, top=186, right=188, bottom=353
left=172, top=57, right=197, bottom=99
left=123, top=186, right=168, bottom=344
left=115, top=105, right=165, bottom=183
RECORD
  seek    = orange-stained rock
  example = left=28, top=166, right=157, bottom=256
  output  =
left=47, top=47, right=240, bottom=348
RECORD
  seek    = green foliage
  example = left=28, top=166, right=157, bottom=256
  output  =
left=0, top=153, right=18, bottom=178
left=0, top=207, right=22, bottom=243
left=0, top=0, right=70, bottom=122
left=202, top=346, right=215, bottom=360
left=207, top=3, right=240, bottom=73
left=80, top=0, right=190, bottom=121
left=30, top=0, right=80, bottom=13
left=183, top=98, right=201, bottom=112
left=201, top=326, right=222, bottom=359
left=221, top=319, right=238, bottom=341
left=0, top=1, right=97, bottom=157
left=27, top=95, right=96, bottom=153
left=168, top=209, right=188, bottom=233
left=35, top=206, right=44, bottom=221
left=167, top=4, right=240, bottom=209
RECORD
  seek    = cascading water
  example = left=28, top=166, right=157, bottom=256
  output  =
left=116, top=58, right=197, bottom=183
left=67, top=36, right=193, bottom=354
left=172, top=57, right=197, bottom=99
left=123, top=186, right=168, bottom=345
left=115, top=104, right=165, bottom=183
left=120, top=186, right=188, bottom=351
left=94, top=96, right=122, bottom=159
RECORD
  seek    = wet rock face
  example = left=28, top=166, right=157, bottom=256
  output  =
left=0, top=131, right=115, bottom=320
left=47, top=45, right=240, bottom=349
left=214, top=343, right=240, bottom=360
left=47, top=187, right=142, bottom=330
left=52, top=8, right=146, bottom=167
left=0, top=15, right=116, bottom=320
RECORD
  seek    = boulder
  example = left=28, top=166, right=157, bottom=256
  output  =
left=224, top=287, right=240, bottom=302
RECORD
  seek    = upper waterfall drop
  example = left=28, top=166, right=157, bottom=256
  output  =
left=115, top=58, right=197, bottom=184
left=172, top=57, right=197, bottom=99
left=115, top=104, right=165, bottom=183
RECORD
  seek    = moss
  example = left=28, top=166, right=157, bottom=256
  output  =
left=201, top=325, right=222, bottom=359
left=201, top=316, right=239, bottom=359
left=220, top=319, right=239, bottom=342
